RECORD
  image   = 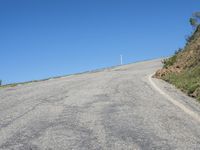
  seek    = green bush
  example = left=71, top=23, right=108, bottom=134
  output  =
left=163, top=55, right=177, bottom=68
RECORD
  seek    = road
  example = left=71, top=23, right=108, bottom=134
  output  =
left=0, top=59, right=200, bottom=150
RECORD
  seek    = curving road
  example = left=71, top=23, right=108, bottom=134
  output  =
left=0, top=59, right=200, bottom=150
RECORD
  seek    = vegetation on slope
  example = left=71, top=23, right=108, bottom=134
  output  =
left=162, top=66, right=200, bottom=100
left=155, top=12, right=200, bottom=101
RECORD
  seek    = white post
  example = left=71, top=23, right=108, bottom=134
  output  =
left=120, top=55, right=123, bottom=65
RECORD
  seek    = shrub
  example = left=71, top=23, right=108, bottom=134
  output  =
left=163, top=55, right=177, bottom=68
left=175, top=48, right=182, bottom=55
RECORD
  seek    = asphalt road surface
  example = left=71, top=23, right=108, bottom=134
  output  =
left=1, top=59, right=200, bottom=150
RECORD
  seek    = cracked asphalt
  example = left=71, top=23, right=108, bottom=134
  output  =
left=0, top=59, right=200, bottom=150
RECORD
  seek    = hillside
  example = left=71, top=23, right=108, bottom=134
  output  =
left=154, top=25, right=200, bottom=100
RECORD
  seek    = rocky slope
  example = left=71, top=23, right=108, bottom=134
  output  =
left=154, top=25, right=200, bottom=100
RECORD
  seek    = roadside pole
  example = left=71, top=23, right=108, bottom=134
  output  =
left=120, top=55, right=123, bottom=65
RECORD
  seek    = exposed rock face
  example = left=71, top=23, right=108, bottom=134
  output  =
left=154, top=67, right=181, bottom=78
left=155, top=25, right=200, bottom=78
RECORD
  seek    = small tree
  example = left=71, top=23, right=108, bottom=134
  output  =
left=190, top=12, right=200, bottom=28
left=0, top=80, right=2, bottom=86
left=190, top=18, right=198, bottom=28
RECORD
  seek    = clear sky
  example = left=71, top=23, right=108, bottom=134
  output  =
left=0, top=0, right=200, bottom=84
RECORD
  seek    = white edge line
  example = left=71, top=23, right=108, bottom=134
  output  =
left=148, top=74, right=200, bottom=123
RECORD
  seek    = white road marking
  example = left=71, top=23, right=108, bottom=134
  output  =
left=148, top=74, right=200, bottom=123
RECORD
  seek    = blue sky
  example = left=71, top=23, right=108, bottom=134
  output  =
left=0, top=0, right=200, bottom=84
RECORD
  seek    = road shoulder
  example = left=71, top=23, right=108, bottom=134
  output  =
left=149, top=75, right=200, bottom=123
